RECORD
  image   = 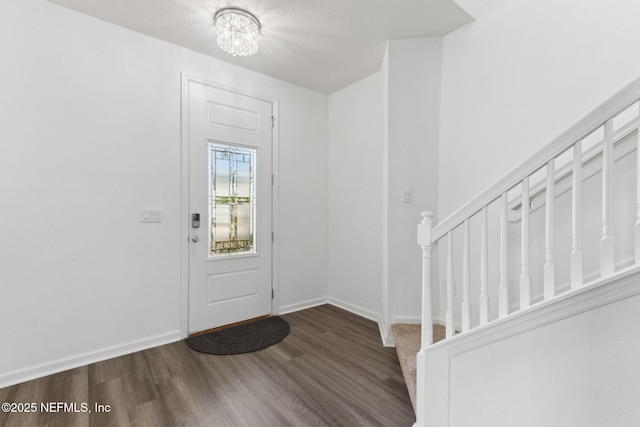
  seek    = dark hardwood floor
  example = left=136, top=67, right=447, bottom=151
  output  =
left=0, top=305, right=415, bottom=427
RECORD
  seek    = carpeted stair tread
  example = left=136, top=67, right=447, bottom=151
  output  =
left=391, top=323, right=446, bottom=411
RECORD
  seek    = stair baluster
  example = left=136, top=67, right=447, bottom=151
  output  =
left=601, top=119, right=615, bottom=277
left=479, top=206, right=489, bottom=325
left=520, top=177, right=531, bottom=309
left=499, top=192, right=509, bottom=318
left=417, top=211, right=434, bottom=347
left=544, top=160, right=556, bottom=299
left=571, top=140, right=584, bottom=289
left=462, top=219, right=471, bottom=332
left=446, top=231, right=454, bottom=338
left=636, top=103, right=640, bottom=263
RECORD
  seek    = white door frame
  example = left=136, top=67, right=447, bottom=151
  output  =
left=180, top=73, right=280, bottom=338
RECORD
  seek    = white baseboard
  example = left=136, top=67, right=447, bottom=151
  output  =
left=391, top=315, right=422, bottom=324
left=278, top=296, right=329, bottom=315
left=0, top=330, right=182, bottom=389
left=379, top=318, right=395, bottom=348
left=386, top=315, right=421, bottom=347
left=279, top=296, right=393, bottom=345
left=382, top=333, right=395, bottom=347
left=327, top=297, right=379, bottom=323
left=326, top=297, right=398, bottom=347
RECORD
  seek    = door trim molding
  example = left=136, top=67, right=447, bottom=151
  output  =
left=180, top=73, right=280, bottom=338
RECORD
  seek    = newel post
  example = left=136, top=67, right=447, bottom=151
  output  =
left=417, top=211, right=434, bottom=348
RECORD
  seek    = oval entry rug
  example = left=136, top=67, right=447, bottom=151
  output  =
left=185, top=316, right=290, bottom=355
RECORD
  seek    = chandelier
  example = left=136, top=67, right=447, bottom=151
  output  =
left=214, top=8, right=261, bottom=57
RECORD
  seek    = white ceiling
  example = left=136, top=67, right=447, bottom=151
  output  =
left=46, top=0, right=473, bottom=94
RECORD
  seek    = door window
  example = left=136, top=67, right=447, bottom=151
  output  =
left=208, top=142, right=257, bottom=256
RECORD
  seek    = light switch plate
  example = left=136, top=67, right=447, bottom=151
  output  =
left=140, top=208, right=163, bottom=223
left=402, top=188, right=412, bottom=203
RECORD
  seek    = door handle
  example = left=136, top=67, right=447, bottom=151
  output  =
left=191, top=235, right=200, bottom=243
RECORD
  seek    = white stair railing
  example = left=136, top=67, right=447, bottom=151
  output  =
left=418, top=82, right=640, bottom=344
left=417, top=77, right=640, bottom=349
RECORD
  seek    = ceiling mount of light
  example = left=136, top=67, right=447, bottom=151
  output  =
left=214, top=8, right=261, bottom=57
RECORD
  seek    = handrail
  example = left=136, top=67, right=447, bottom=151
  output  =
left=431, top=76, right=640, bottom=242
left=509, top=116, right=639, bottom=213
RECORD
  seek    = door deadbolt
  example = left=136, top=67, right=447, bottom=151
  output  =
left=192, top=213, right=200, bottom=228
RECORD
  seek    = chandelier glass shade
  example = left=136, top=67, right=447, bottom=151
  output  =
left=214, top=8, right=261, bottom=57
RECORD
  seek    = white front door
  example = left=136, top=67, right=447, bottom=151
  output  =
left=187, top=80, right=273, bottom=333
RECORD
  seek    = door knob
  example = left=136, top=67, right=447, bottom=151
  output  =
left=191, top=235, right=200, bottom=242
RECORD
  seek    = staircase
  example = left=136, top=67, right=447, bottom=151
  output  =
left=412, top=77, right=640, bottom=426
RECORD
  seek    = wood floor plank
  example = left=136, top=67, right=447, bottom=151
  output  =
left=0, top=304, right=415, bottom=426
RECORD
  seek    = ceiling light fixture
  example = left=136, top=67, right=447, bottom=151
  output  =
left=214, top=8, right=261, bottom=57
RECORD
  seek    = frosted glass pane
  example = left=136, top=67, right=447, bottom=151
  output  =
left=236, top=161, right=251, bottom=198
left=215, top=158, right=230, bottom=197
left=214, top=205, right=231, bottom=242
left=237, top=205, right=251, bottom=240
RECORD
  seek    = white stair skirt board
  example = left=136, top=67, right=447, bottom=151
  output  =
left=419, top=264, right=640, bottom=427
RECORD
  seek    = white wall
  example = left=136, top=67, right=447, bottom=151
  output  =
left=327, top=39, right=442, bottom=340
left=328, top=72, right=385, bottom=320
left=0, top=0, right=328, bottom=386
left=453, top=0, right=511, bottom=19
left=440, top=0, right=640, bottom=219
left=386, top=39, right=442, bottom=327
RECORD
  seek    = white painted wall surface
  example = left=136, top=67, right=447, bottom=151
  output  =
left=476, top=0, right=512, bottom=17
left=439, top=0, right=640, bottom=219
left=327, top=39, right=442, bottom=337
left=0, top=0, right=328, bottom=386
left=328, top=72, right=385, bottom=319
left=453, top=0, right=511, bottom=19
left=386, top=39, right=441, bottom=325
